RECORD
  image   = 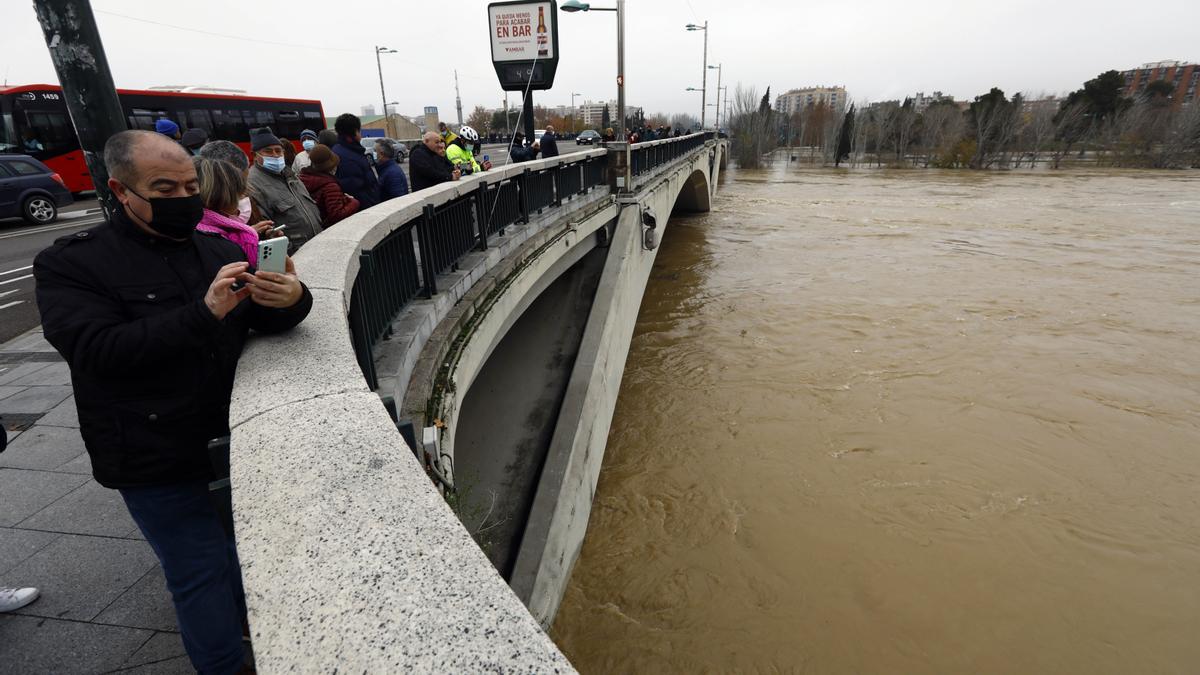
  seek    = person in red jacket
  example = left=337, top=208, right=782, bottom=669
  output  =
left=297, top=145, right=359, bottom=227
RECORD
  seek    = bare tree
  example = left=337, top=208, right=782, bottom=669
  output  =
left=1019, top=97, right=1058, bottom=167
left=919, top=102, right=964, bottom=167
left=1050, top=102, right=1087, bottom=169
left=871, top=101, right=899, bottom=167
left=893, top=99, right=919, bottom=165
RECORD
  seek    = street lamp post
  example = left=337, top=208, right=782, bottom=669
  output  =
left=686, top=22, right=708, bottom=129
left=708, top=63, right=722, bottom=131
left=375, top=46, right=397, bottom=138
left=571, top=92, right=581, bottom=134
left=562, top=0, right=630, bottom=192
left=384, top=101, right=399, bottom=138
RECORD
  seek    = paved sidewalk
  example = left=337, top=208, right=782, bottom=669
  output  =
left=0, top=328, right=189, bottom=674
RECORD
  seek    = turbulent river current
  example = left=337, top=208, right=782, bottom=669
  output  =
left=550, top=166, right=1200, bottom=673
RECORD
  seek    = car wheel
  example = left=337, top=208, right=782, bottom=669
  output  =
left=23, top=195, right=58, bottom=225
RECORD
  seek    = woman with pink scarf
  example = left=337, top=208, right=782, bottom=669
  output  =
left=192, top=156, right=276, bottom=262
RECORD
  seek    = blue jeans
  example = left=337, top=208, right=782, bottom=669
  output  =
left=120, top=481, right=246, bottom=675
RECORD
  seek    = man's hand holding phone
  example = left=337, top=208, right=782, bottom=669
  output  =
left=205, top=262, right=253, bottom=320
left=238, top=256, right=303, bottom=308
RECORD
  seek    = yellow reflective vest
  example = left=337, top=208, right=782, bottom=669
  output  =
left=446, top=141, right=481, bottom=174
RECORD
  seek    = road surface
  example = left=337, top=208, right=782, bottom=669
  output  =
left=0, top=200, right=104, bottom=344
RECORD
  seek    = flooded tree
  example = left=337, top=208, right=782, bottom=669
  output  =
left=728, top=84, right=777, bottom=168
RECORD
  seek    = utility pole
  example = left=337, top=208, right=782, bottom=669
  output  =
left=375, top=46, right=395, bottom=138
left=32, top=0, right=125, bottom=221
left=571, top=92, right=581, bottom=134
left=700, top=20, right=708, bottom=129
left=504, top=93, right=510, bottom=136
left=710, top=63, right=722, bottom=131
left=454, top=70, right=463, bottom=127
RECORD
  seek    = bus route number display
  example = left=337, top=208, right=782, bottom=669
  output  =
left=488, top=0, right=559, bottom=91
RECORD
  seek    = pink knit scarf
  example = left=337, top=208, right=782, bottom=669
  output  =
left=197, top=208, right=260, bottom=263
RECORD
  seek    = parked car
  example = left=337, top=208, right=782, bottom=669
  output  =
left=576, top=130, right=602, bottom=145
left=0, top=154, right=74, bottom=224
left=359, top=137, right=409, bottom=162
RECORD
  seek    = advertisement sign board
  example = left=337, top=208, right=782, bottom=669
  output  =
left=488, top=1, right=559, bottom=91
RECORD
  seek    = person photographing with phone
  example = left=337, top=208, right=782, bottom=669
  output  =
left=33, top=129, right=312, bottom=675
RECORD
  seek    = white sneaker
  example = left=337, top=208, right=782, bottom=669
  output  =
left=0, top=587, right=40, bottom=612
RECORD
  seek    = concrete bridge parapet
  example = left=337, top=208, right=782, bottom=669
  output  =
left=228, top=136, right=726, bottom=671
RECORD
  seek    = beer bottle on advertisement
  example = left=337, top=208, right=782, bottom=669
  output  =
left=537, top=6, right=549, bottom=57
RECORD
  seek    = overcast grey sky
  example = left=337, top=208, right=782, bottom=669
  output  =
left=2, top=0, right=1197, bottom=121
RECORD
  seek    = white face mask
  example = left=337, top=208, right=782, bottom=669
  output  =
left=302, top=139, right=316, bottom=152
left=237, top=196, right=252, bottom=224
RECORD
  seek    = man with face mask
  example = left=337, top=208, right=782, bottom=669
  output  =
left=291, top=129, right=319, bottom=174
left=246, top=127, right=323, bottom=251
left=32, top=129, right=312, bottom=675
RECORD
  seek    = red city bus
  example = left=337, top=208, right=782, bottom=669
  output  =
left=0, top=84, right=325, bottom=193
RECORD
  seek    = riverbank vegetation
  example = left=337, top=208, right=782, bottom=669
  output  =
left=730, top=71, right=1200, bottom=170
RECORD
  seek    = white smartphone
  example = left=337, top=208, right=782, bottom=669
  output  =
left=256, top=236, right=288, bottom=274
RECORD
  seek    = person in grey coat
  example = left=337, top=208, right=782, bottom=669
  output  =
left=246, top=127, right=323, bottom=252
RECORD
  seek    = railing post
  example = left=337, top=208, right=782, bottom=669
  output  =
left=518, top=168, right=531, bottom=224
left=474, top=181, right=489, bottom=251
left=418, top=204, right=438, bottom=297
left=552, top=162, right=563, bottom=208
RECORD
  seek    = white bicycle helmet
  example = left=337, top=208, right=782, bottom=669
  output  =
left=458, top=125, right=480, bottom=143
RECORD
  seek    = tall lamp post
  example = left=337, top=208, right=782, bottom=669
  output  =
left=562, top=0, right=630, bottom=191
left=384, top=101, right=399, bottom=139
left=375, top=46, right=396, bottom=138
left=571, top=92, right=581, bottom=134
left=708, top=63, right=722, bottom=131
left=686, top=21, right=708, bottom=128
left=686, top=87, right=703, bottom=130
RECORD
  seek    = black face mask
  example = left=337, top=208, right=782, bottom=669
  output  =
left=124, top=185, right=204, bottom=239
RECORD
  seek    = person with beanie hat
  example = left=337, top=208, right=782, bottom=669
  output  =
left=155, top=118, right=181, bottom=139
left=180, top=128, right=208, bottom=155
left=246, top=127, right=323, bottom=251
left=292, top=129, right=320, bottom=174
left=298, top=145, right=360, bottom=227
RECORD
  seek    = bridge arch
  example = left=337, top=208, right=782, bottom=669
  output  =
left=673, top=168, right=712, bottom=213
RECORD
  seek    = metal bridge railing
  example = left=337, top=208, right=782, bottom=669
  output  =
left=347, top=135, right=711, bottom=389
left=630, top=133, right=709, bottom=184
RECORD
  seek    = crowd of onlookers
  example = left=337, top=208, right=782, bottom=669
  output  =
left=145, top=113, right=699, bottom=259
left=154, top=113, right=588, bottom=256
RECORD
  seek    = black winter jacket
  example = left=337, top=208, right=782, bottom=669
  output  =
left=332, top=138, right=381, bottom=209
left=34, top=210, right=312, bottom=488
left=409, top=143, right=456, bottom=192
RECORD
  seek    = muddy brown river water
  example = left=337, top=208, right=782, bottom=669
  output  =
left=550, top=167, right=1200, bottom=673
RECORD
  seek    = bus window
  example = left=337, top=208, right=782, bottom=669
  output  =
left=212, top=109, right=249, bottom=141
left=128, top=108, right=169, bottom=132
left=23, top=111, right=75, bottom=155
left=0, top=113, right=17, bottom=153
left=187, top=109, right=213, bottom=132
left=246, top=110, right=273, bottom=132
left=275, top=111, right=304, bottom=138
left=302, top=110, right=324, bottom=129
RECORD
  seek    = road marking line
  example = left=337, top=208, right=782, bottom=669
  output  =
left=0, top=265, right=33, bottom=276
left=0, top=301, right=23, bottom=310
left=0, top=217, right=105, bottom=240
left=0, top=289, right=18, bottom=298
left=0, top=274, right=32, bottom=286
